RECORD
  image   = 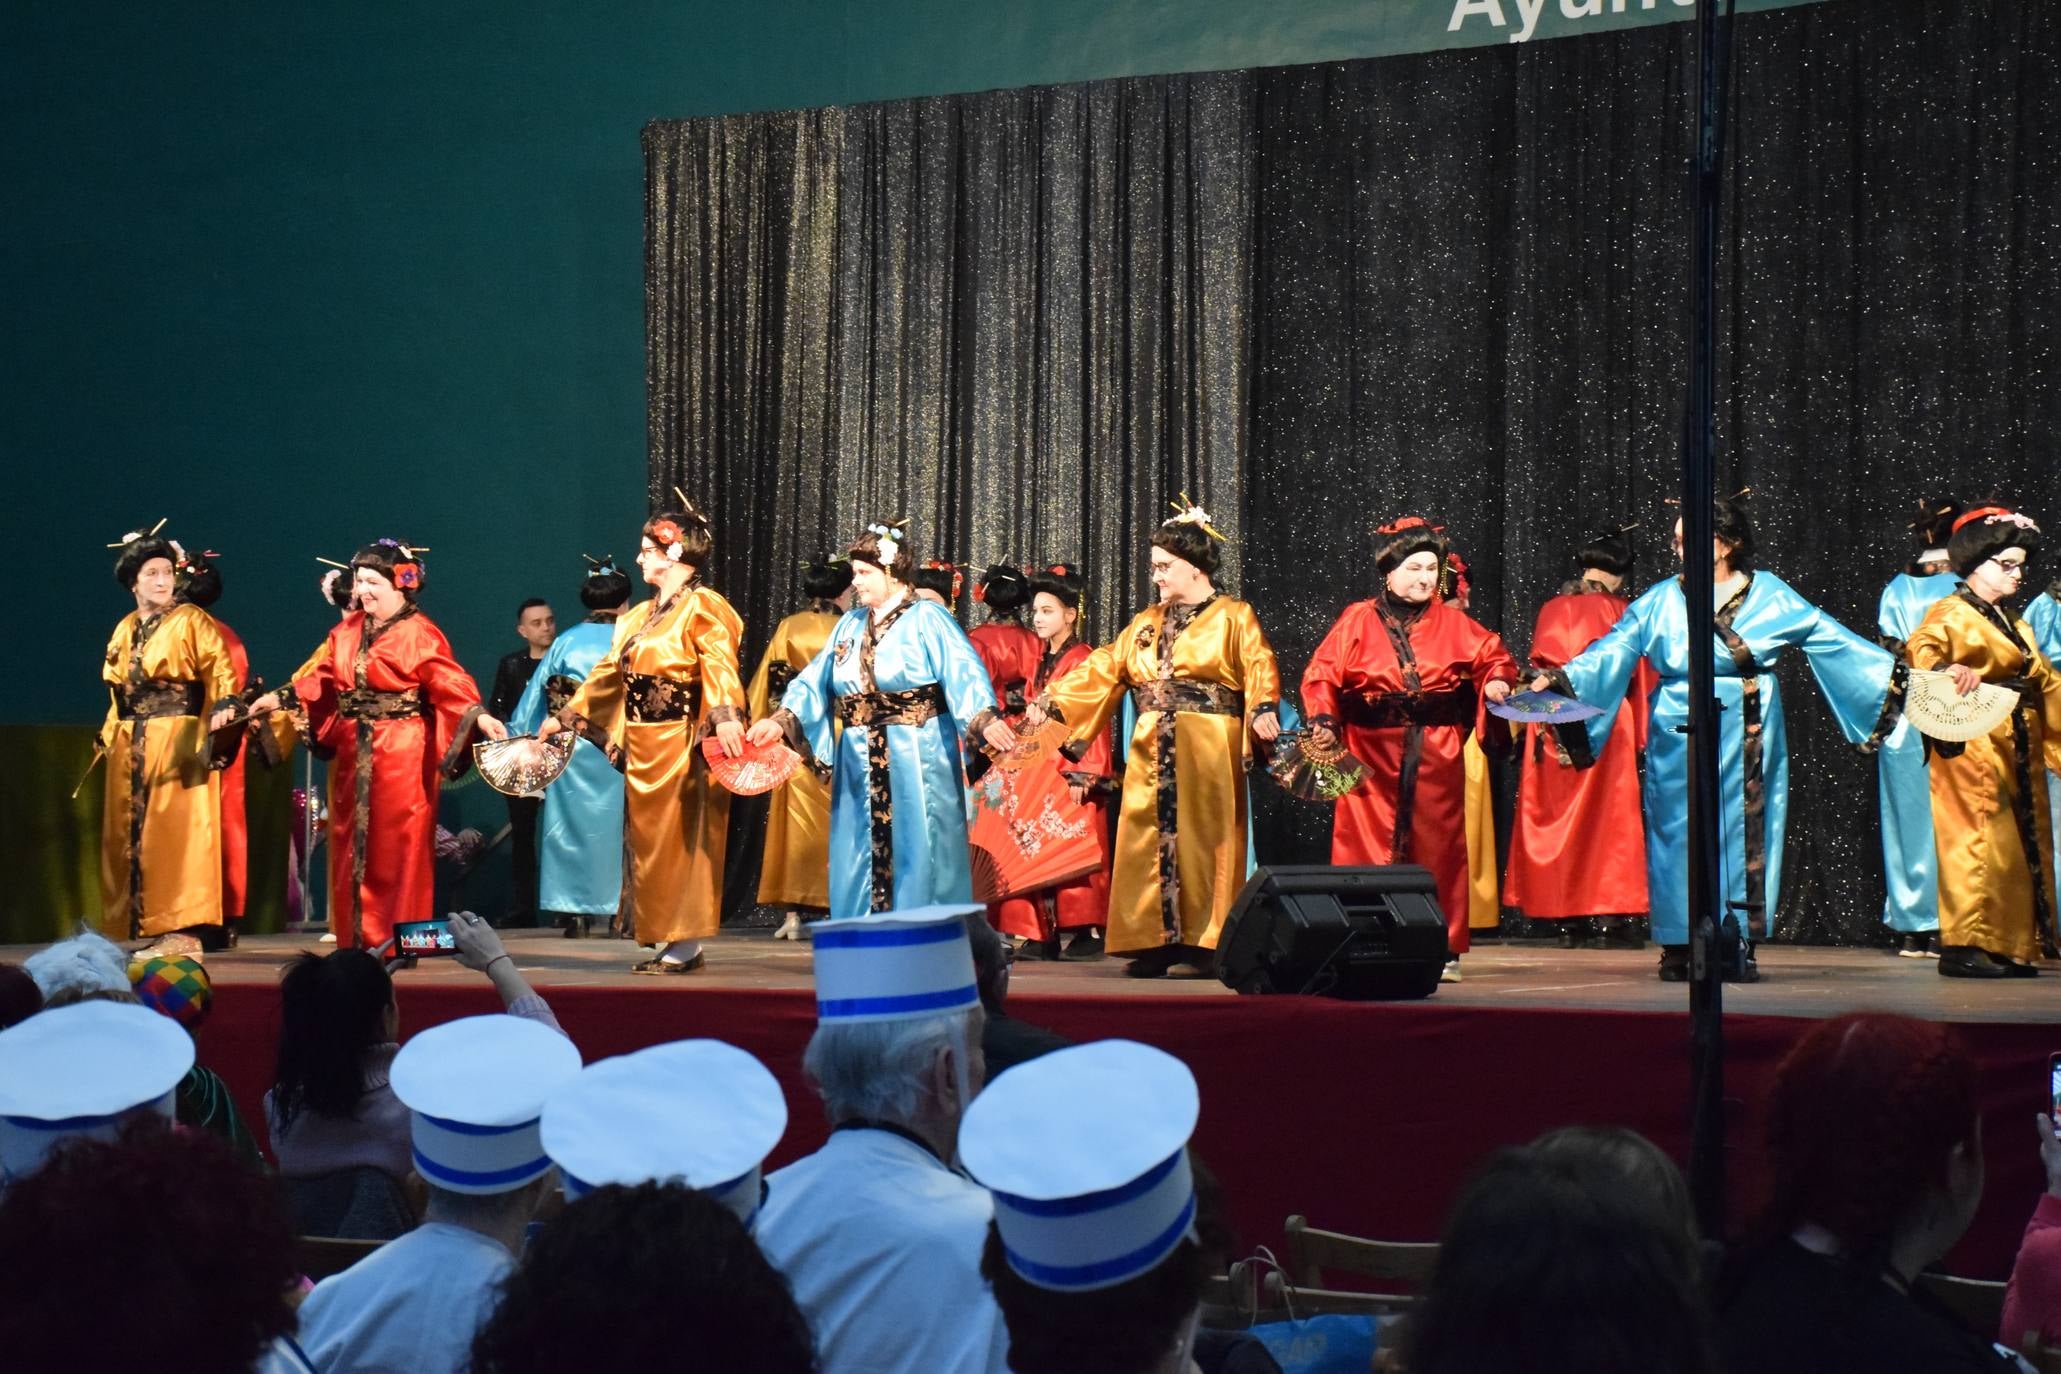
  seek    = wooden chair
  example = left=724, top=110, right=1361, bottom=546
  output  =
left=1282, top=1214, right=1439, bottom=1293
left=1915, top=1272, right=2006, bottom=1343
left=294, top=1235, right=383, bottom=1282
left=1259, top=1271, right=1415, bottom=1318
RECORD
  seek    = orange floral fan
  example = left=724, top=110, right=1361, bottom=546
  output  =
left=703, top=736, right=804, bottom=795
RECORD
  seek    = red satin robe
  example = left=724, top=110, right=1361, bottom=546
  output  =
left=211, top=615, right=251, bottom=921
left=1503, top=592, right=1654, bottom=919
left=991, top=638, right=1115, bottom=938
left=968, top=620, right=1043, bottom=718
left=1302, top=598, right=1518, bottom=956
left=287, top=609, right=483, bottom=949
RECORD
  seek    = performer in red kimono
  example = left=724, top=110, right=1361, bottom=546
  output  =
left=255, top=540, right=504, bottom=953
left=1302, top=518, right=1518, bottom=980
left=966, top=565, right=1041, bottom=720
left=1503, top=529, right=1654, bottom=945
left=173, top=549, right=256, bottom=944
left=992, top=563, right=1115, bottom=960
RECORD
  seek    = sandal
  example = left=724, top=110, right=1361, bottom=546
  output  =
left=632, top=952, right=706, bottom=975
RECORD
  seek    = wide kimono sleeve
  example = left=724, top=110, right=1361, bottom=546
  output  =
left=1299, top=602, right=1366, bottom=730
left=562, top=610, right=633, bottom=740
left=772, top=622, right=846, bottom=778
left=1783, top=585, right=1900, bottom=746
left=920, top=609, right=1001, bottom=739
left=405, top=620, right=487, bottom=778
left=180, top=609, right=241, bottom=710
left=688, top=592, right=748, bottom=731
left=1232, top=600, right=1283, bottom=725
left=1041, top=615, right=1142, bottom=749
left=1559, top=594, right=1659, bottom=760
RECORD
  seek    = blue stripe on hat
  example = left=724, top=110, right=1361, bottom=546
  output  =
left=816, top=984, right=978, bottom=1020
left=1004, top=1193, right=1198, bottom=1290
left=812, top=923, right=965, bottom=950
left=412, top=1147, right=553, bottom=1191
left=4, top=1112, right=118, bottom=1132
left=416, top=1112, right=534, bottom=1138
left=993, top=1150, right=1184, bottom=1219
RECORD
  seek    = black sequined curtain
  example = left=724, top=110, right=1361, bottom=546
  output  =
left=651, top=0, right=2060, bottom=940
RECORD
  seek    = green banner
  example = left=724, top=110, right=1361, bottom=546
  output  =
left=1375, top=0, right=1827, bottom=54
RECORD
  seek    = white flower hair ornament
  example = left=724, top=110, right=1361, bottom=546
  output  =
left=866, top=522, right=903, bottom=568
left=1166, top=493, right=1228, bottom=542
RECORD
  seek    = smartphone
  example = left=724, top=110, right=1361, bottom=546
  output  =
left=2048, top=1053, right=2061, bottom=1131
left=393, top=919, right=457, bottom=957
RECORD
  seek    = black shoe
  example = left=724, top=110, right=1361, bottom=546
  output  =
left=562, top=915, right=589, bottom=939
left=1125, top=945, right=1179, bottom=979
left=1015, top=937, right=1061, bottom=963
left=1657, top=946, right=1690, bottom=982
left=632, top=951, right=705, bottom=975
left=1556, top=921, right=1590, bottom=950
left=1895, top=932, right=1937, bottom=959
left=2005, top=958, right=2041, bottom=979
left=1061, top=931, right=1105, bottom=962
left=1598, top=919, right=1645, bottom=950
left=1938, top=946, right=2009, bottom=979
left=1723, top=943, right=1760, bottom=984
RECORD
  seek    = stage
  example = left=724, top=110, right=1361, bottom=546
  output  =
left=40, top=930, right=2061, bottom=1280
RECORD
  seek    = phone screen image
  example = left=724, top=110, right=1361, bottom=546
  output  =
left=394, top=919, right=456, bottom=956
left=2049, top=1054, right=2061, bottom=1123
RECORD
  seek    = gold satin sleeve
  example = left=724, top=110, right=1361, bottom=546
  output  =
left=684, top=589, right=747, bottom=719
left=181, top=607, right=240, bottom=706
left=1226, top=598, right=1282, bottom=719
left=1043, top=610, right=1148, bottom=746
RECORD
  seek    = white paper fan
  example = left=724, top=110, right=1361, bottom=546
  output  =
left=1903, top=669, right=2021, bottom=743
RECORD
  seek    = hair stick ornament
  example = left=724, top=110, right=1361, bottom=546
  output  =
left=1167, top=493, right=1227, bottom=541
left=105, top=517, right=170, bottom=549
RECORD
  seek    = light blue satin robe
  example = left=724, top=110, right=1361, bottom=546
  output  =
left=1561, top=572, right=1894, bottom=945
left=779, top=594, right=999, bottom=921
left=1874, top=572, right=1960, bottom=933
left=509, top=619, right=625, bottom=916
left=2030, top=590, right=2061, bottom=921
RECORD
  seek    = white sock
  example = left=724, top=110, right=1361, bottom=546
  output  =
left=659, top=939, right=702, bottom=965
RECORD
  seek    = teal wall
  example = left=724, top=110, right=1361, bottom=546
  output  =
left=2, top=0, right=1797, bottom=726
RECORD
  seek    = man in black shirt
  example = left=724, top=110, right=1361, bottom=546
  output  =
left=489, top=598, right=556, bottom=926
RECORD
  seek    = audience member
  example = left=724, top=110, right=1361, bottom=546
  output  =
left=128, top=953, right=264, bottom=1165
left=1403, top=1146, right=1715, bottom=1374
left=0, top=999, right=192, bottom=1183
left=22, top=929, right=129, bottom=1002
left=0, top=962, right=43, bottom=1028
left=0, top=1117, right=314, bottom=1374
left=267, top=914, right=561, bottom=1186
left=490, top=597, right=557, bottom=927
left=2002, top=1112, right=2061, bottom=1352
left=296, top=1013, right=582, bottom=1374
left=754, top=905, right=1009, bottom=1374
left=1532, top=1124, right=1703, bottom=1269
left=542, top=1037, right=787, bottom=1222
left=964, top=911, right=1070, bottom=1080
left=964, top=1039, right=1208, bottom=1374
left=470, top=1181, right=818, bottom=1374
left=1715, top=1011, right=2020, bottom=1373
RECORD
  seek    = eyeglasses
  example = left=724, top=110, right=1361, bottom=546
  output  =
left=1989, top=556, right=2029, bottom=578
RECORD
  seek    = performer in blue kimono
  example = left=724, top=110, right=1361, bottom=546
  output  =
left=1542, top=498, right=1902, bottom=983
left=508, top=557, right=631, bottom=936
left=1874, top=497, right=1963, bottom=956
left=747, top=521, right=1018, bottom=921
left=2031, top=576, right=2061, bottom=925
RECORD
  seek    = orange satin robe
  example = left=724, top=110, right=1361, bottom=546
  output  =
left=1906, top=594, right=2061, bottom=963
left=99, top=604, right=239, bottom=938
left=564, top=585, right=746, bottom=945
left=748, top=604, right=840, bottom=911
left=968, top=620, right=1043, bottom=717
left=287, top=609, right=483, bottom=950
left=1042, top=596, right=1282, bottom=955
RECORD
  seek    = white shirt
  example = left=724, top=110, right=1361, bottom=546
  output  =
left=294, top=1221, right=514, bottom=1374
left=756, top=1127, right=1009, bottom=1374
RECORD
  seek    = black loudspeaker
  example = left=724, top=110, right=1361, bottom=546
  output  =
left=1215, top=865, right=1449, bottom=1000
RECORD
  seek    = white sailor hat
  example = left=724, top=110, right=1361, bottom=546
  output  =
left=807, top=904, right=981, bottom=1024
left=389, top=1014, right=583, bottom=1196
left=959, top=1039, right=1201, bottom=1292
left=541, top=1039, right=787, bottom=1223
left=0, top=1000, right=194, bottom=1182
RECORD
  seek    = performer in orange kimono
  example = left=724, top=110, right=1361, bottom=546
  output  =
left=538, top=506, right=747, bottom=973
left=1035, top=505, right=1283, bottom=978
left=992, top=563, right=1115, bottom=961
left=967, top=565, right=1041, bottom=720
left=1503, top=529, right=1654, bottom=945
left=99, top=526, right=241, bottom=954
left=1443, top=550, right=1502, bottom=935
left=173, top=549, right=257, bottom=944
left=748, top=556, right=850, bottom=940
left=1302, top=518, right=1518, bottom=980
left=254, top=540, right=504, bottom=954
left=1906, top=507, right=2061, bottom=978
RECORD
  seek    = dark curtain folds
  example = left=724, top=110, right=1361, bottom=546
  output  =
left=650, top=0, right=2060, bottom=940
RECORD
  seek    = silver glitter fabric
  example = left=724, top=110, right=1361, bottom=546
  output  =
left=649, top=3, right=2059, bottom=942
